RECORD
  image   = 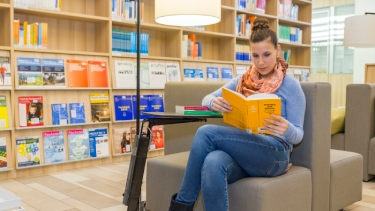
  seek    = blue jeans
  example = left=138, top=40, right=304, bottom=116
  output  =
left=175, top=125, right=290, bottom=211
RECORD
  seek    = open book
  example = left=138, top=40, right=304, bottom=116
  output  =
left=222, top=87, right=281, bottom=134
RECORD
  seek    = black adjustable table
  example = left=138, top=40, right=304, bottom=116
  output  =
left=123, top=112, right=222, bottom=211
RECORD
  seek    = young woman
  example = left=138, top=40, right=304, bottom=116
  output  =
left=168, top=18, right=306, bottom=211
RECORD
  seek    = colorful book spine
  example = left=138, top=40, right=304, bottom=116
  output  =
left=0, top=137, right=7, bottom=168
left=87, top=61, right=108, bottom=88
left=182, top=110, right=222, bottom=116
left=16, top=136, right=41, bottom=167
left=206, top=67, right=219, bottom=82
left=221, top=67, right=233, bottom=81
left=17, top=57, right=43, bottom=87
left=43, top=130, right=66, bottom=164
left=88, top=128, right=109, bottom=158
left=69, top=103, right=86, bottom=124
left=0, top=95, right=8, bottom=129
left=67, top=129, right=89, bottom=160
left=18, top=96, right=44, bottom=127
left=42, top=58, right=65, bottom=87
left=114, top=95, right=133, bottom=121
left=51, top=103, right=69, bottom=125
left=90, top=93, right=110, bottom=122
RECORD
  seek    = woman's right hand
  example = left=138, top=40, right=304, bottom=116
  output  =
left=212, top=97, right=232, bottom=113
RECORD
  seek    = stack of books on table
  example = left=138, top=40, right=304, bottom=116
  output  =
left=175, top=105, right=222, bottom=117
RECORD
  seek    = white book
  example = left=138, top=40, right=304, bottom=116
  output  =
left=182, top=35, right=188, bottom=58
left=236, top=66, right=248, bottom=77
left=114, top=60, right=136, bottom=88
left=148, top=62, right=166, bottom=89
left=165, top=63, right=181, bottom=82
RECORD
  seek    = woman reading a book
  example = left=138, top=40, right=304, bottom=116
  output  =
left=169, top=18, right=306, bottom=211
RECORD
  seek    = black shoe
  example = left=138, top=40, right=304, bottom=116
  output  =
left=168, top=193, right=194, bottom=211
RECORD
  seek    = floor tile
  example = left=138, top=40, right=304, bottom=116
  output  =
left=60, top=187, right=122, bottom=209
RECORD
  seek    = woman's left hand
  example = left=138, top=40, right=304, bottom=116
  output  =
left=264, top=114, right=289, bottom=135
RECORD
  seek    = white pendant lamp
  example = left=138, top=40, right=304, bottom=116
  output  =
left=344, top=14, right=375, bottom=48
left=155, top=0, right=221, bottom=26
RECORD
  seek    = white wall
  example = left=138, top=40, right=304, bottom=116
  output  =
left=353, top=0, right=375, bottom=83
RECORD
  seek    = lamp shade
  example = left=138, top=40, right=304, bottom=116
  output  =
left=155, top=0, right=221, bottom=26
left=344, top=15, right=375, bottom=48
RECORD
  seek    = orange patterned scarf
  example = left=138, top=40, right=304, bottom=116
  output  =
left=236, top=57, right=288, bottom=97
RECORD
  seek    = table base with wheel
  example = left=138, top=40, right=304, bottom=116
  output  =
left=123, top=112, right=222, bottom=211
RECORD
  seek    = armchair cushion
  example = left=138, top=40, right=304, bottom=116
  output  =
left=331, top=107, right=345, bottom=135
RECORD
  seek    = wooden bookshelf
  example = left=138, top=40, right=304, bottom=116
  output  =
left=0, top=0, right=312, bottom=179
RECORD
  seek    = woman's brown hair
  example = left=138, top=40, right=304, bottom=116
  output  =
left=249, top=18, right=278, bottom=49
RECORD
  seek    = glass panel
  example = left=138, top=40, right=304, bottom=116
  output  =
left=311, top=4, right=355, bottom=74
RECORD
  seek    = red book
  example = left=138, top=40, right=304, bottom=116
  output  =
left=151, top=125, right=164, bottom=149
left=88, top=60, right=108, bottom=88
left=175, top=105, right=210, bottom=113
left=18, top=96, right=44, bottom=127
left=66, top=60, right=88, bottom=87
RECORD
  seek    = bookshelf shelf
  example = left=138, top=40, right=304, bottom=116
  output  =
left=15, top=121, right=111, bottom=130
left=14, top=8, right=110, bottom=23
left=0, top=128, right=12, bottom=131
left=14, top=48, right=110, bottom=57
left=293, top=0, right=312, bottom=4
left=236, top=10, right=278, bottom=20
left=279, top=42, right=311, bottom=48
left=278, top=18, right=311, bottom=27
left=221, top=5, right=235, bottom=11
left=0, top=3, right=10, bottom=9
left=0, top=87, right=11, bottom=90
left=289, top=65, right=312, bottom=69
left=0, top=46, right=11, bottom=50
left=15, top=87, right=111, bottom=91
left=0, top=168, right=12, bottom=172
left=182, top=59, right=235, bottom=65
left=182, top=29, right=234, bottom=38
left=15, top=155, right=111, bottom=170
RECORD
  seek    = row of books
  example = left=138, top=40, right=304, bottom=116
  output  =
left=0, top=57, right=11, bottom=86
left=181, top=34, right=202, bottom=59
left=112, top=30, right=149, bottom=55
left=14, top=20, right=48, bottom=49
left=236, top=44, right=251, bottom=63
left=279, top=25, right=303, bottom=44
left=17, top=57, right=108, bottom=88
left=14, top=0, right=62, bottom=10
left=0, top=93, right=163, bottom=128
left=15, top=128, right=109, bottom=168
left=280, top=49, right=291, bottom=64
left=236, top=15, right=256, bottom=37
left=183, top=67, right=234, bottom=82
left=236, top=0, right=266, bottom=14
left=17, top=94, right=111, bottom=127
left=0, top=124, right=165, bottom=169
left=111, top=0, right=144, bottom=22
left=113, top=125, right=165, bottom=153
left=182, top=26, right=205, bottom=31
left=278, top=0, right=299, bottom=21
left=290, top=69, right=310, bottom=82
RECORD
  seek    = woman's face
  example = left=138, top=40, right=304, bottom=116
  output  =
left=250, top=38, right=280, bottom=76
left=126, top=133, right=130, bottom=140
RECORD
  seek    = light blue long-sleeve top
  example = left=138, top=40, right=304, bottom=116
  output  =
left=202, top=74, right=306, bottom=150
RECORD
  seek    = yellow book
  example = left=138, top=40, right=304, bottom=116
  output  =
left=22, top=21, right=28, bottom=46
left=222, top=87, right=281, bottom=134
left=41, top=22, right=48, bottom=49
left=90, top=93, right=110, bottom=122
left=0, top=95, right=8, bottom=129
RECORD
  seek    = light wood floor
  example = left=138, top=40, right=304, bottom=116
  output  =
left=0, top=161, right=374, bottom=211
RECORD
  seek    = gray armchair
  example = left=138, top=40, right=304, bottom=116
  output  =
left=146, top=82, right=362, bottom=211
